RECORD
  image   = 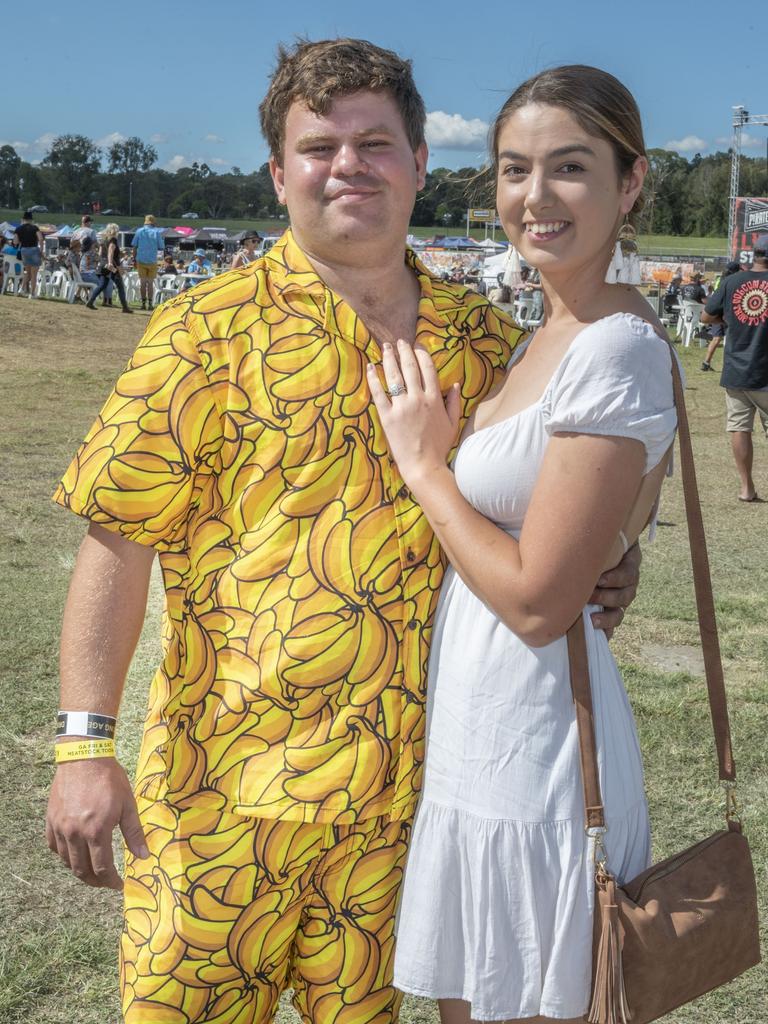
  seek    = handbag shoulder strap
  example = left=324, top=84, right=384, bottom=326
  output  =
left=568, top=340, right=736, bottom=833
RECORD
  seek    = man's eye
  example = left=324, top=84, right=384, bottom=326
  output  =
left=559, top=163, right=584, bottom=174
left=362, top=140, right=387, bottom=148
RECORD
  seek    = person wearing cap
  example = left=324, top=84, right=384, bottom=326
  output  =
left=702, top=235, right=768, bottom=501
left=680, top=271, right=707, bottom=304
left=131, top=214, right=165, bottom=310
left=701, top=261, right=741, bottom=371
left=12, top=211, right=44, bottom=297
left=186, top=246, right=212, bottom=278
left=231, top=230, right=262, bottom=269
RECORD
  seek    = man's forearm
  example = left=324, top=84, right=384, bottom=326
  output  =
left=59, top=523, right=155, bottom=718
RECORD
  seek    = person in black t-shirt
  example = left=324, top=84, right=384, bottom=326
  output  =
left=12, top=211, right=44, bottom=297
left=84, top=224, right=133, bottom=314
left=680, top=272, right=707, bottom=304
left=702, top=236, right=768, bottom=502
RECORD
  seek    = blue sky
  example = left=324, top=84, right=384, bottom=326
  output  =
left=7, top=0, right=767, bottom=174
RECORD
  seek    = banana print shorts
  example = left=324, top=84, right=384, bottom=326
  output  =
left=121, top=796, right=411, bottom=1024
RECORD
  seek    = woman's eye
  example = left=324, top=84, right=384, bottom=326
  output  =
left=558, top=163, right=584, bottom=174
left=501, top=164, right=527, bottom=177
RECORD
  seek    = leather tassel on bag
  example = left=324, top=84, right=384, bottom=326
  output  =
left=587, top=879, right=631, bottom=1024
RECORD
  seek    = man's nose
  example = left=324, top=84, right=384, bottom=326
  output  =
left=332, top=144, right=369, bottom=177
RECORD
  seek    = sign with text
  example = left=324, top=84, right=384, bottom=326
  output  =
left=731, top=197, right=768, bottom=261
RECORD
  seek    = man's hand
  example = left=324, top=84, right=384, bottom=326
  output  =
left=589, top=541, right=642, bottom=637
left=45, top=758, right=148, bottom=889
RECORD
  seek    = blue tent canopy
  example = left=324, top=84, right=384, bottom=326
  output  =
left=431, top=235, right=483, bottom=249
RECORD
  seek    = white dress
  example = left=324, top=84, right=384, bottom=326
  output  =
left=394, top=313, right=678, bottom=1021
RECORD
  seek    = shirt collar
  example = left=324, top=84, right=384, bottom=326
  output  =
left=264, top=229, right=472, bottom=338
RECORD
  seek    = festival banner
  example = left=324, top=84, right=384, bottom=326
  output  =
left=731, top=197, right=768, bottom=261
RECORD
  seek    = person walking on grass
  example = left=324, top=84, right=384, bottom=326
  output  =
left=12, top=211, right=44, bottom=298
left=46, top=38, right=639, bottom=1024
left=702, top=235, right=768, bottom=502
left=131, top=214, right=165, bottom=310
left=701, top=260, right=743, bottom=372
left=85, top=223, right=133, bottom=313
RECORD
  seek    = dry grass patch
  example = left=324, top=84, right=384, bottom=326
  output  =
left=0, top=295, right=764, bottom=1023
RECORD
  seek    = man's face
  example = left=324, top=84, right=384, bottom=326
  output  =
left=270, top=90, right=427, bottom=258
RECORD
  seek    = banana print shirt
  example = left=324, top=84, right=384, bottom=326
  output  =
left=54, top=230, right=523, bottom=823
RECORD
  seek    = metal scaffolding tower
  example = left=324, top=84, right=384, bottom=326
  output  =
left=728, top=106, right=768, bottom=254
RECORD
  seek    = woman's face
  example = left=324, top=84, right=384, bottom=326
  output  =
left=495, top=103, right=646, bottom=277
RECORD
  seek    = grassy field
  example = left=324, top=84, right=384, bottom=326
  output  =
left=0, top=207, right=729, bottom=256
left=0, top=294, right=765, bottom=1022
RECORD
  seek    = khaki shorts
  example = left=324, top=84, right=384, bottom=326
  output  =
left=136, top=262, right=157, bottom=280
left=725, top=388, right=768, bottom=434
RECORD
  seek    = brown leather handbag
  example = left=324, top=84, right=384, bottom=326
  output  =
left=567, top=345, right=761, bottom=1024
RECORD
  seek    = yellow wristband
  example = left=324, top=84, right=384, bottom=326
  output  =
left=55, top=739, right=116, bottom=763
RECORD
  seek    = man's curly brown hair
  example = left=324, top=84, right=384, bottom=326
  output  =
left=259, top=38, right=427, bottom=162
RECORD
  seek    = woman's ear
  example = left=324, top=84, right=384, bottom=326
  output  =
left=621, top=155, right=648, bottom=216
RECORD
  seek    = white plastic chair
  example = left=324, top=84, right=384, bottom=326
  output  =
left=122, top=270, right=140, bottom=304
left=47, top=269, right=70, bottom=300
left=678, top=301, right=705, bottom=347
left=36, top=267, right=55, bottom=297
left=2, top=254, right=25, bottom=294
left=66, top=263, right=98, bottom=304
left=154, top=275, right=182, bottom=305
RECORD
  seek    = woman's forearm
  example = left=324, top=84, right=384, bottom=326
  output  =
left=406, top=433, right=647, bottom=646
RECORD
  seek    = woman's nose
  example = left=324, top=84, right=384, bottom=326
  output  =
left=525, top=170, right=553, bottom=209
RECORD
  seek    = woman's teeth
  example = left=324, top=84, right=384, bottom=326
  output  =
left=527, top=221, right=567, bottom=235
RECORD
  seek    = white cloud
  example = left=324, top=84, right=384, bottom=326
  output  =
left=203, top=133, right=224, bottom=143
left=741, top=132, right=763, bottom=149
left=0, top=132, right=58, bottom=163
left=210, top=157, right=228, bottom=166
left=426, top=111, right=489, bottom=150
left=165, top=154, right=189, bottom=172
left=150, top=132, right=169, bottom=144
left=96, top=131, right=127, bottom=149
left=663, top=134, right=707, bottom=153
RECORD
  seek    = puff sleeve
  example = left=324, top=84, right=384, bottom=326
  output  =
left=540, top=313, right=678, bottom=473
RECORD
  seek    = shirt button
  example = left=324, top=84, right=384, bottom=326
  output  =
left=406, top=549, right=415, bottom=562
left=398, top=485, right=408, bottom=499
left=408, top=620, right=419, bottom=631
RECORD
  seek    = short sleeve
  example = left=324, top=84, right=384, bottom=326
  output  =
left=540, top=314, right=677, bottom=473
left=52, top=299, right=225, bottom=550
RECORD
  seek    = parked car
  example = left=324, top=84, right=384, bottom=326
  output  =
left=181, top=212, right=199, bottom=219
left=28, top=204, right=48, bottom=213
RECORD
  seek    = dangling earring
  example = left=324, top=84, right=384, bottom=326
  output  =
left=606, top=217, right=641, bottom=286
left=502, top=244, right=523, bottom=288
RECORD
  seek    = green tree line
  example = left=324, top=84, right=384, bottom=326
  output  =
left=0, top=134, right=766, bottom=233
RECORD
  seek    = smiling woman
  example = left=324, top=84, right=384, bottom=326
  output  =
left=375, top=66, right=681, bottom=1024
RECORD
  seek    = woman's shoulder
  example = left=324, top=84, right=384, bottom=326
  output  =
left=569, top=311, right=672, bottom=369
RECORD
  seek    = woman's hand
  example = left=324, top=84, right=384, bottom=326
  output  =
left=367, top=340, right=461, bottom=491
